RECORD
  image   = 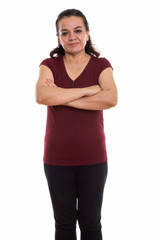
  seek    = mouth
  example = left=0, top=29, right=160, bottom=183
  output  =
left=69, top=43, right=79, bottom=47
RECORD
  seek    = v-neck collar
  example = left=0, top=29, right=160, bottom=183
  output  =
left=61, top=55, right=92, bottom=82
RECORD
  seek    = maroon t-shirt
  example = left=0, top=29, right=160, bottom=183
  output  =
left=40, top=55, right=113, bottom=166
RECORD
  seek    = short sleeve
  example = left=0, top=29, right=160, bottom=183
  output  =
left=39, top=58, right=53, bottom=72
left=100, top=58, right=113, bottom=72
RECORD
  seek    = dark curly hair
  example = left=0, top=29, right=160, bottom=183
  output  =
left=50, top=9, right=100, bottom=58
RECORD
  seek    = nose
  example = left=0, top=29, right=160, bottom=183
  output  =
left=69, top=31, right=76, bottom=41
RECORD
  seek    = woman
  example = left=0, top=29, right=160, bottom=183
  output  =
left=36, top=9, right=117, bottom=240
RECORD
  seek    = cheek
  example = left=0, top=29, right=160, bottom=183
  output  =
left=81, top=35, right=88, bottom=45
left=78, top=33, right=86, bottom=41
left=59, top=37, right=66, bottom=46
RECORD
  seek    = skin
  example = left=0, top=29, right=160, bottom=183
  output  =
left=36, top=16, right=117, bottom=110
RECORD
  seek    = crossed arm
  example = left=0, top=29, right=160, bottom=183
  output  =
left=36, top=65, right=118, bottom=110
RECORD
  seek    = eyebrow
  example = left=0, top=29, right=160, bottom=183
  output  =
left=61, top=26, right=83, bottom=32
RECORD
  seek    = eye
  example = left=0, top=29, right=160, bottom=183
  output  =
left=75, top=29, right=82, bottom=34
left=61, top=32, right=68, bottom=36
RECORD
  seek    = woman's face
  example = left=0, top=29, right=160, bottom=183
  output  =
left=57, top=16, right=89, bottom=55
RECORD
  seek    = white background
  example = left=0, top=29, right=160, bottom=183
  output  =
left=0, top=0, right=160, bottom=239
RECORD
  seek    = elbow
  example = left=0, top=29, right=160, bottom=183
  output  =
left=110, top=90, right=118, bottom=107
left=35, top=89, right=58, bottom=106
left=104, top=96, right=118, bottom=109
left=36, top=96, right=43, bottom=105
left=35, top=87, right=50, bottom=105
left=110, top=97, right=118, bottom=107
left=35, top=91, right=43, bottom=104
left=35, top=89, right=46, bottom=105
left=35, top=87, right=42, bottom=104
left=103, top=89, right=118, bottom=109
left=36, top=94, right=50, bottom=105
left=108, top=90, right=118, bottom=108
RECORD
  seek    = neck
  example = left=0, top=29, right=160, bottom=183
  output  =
left=64, top=51, right=90, bottom=64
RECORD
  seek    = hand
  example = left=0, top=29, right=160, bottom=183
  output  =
left=85, top=85, right=102, bottom=97
left=46, top=78, right=57, bottom=87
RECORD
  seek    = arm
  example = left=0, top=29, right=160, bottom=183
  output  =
left=35, top=65, right=101, bottom=106
left=64, top=67, right=118, bottom=110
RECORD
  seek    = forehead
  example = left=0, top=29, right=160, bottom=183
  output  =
left=58, top=16, right=85, bottom=30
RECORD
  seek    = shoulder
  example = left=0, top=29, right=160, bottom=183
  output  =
left=91, top=56, right=113, bottom=74
left=39, top=56, right=61, bottom=67
left=39, top=57, right=62, bottom=74
left=92, top=56, right=112, bottom=67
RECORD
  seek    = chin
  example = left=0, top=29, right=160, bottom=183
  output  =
left=67, top=47, right=84, bottom=55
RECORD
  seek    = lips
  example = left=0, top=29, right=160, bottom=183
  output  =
left=69, top=43, right=79, bottom=46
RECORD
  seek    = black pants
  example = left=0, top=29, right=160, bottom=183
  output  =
left=44, top=162, right=108, bottom=240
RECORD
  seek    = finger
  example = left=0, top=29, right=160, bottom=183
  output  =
left=46, top=79, right=53, bottom=85
left=46, top=79, right=51, bottom=84
left=46, top=78, right=54, bottom=83
left=45, top=79, right=50, bottom=84
left=46, top=82, right=50, bottom=86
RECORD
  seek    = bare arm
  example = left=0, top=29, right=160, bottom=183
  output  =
left=64, top=67, right=118, bottom=110
left=35, top=65, right=101, bottom=106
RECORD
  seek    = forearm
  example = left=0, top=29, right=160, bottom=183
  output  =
left=65, top=90, right=117, bottom=110
left=36, top=86, right=88, bottom=106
